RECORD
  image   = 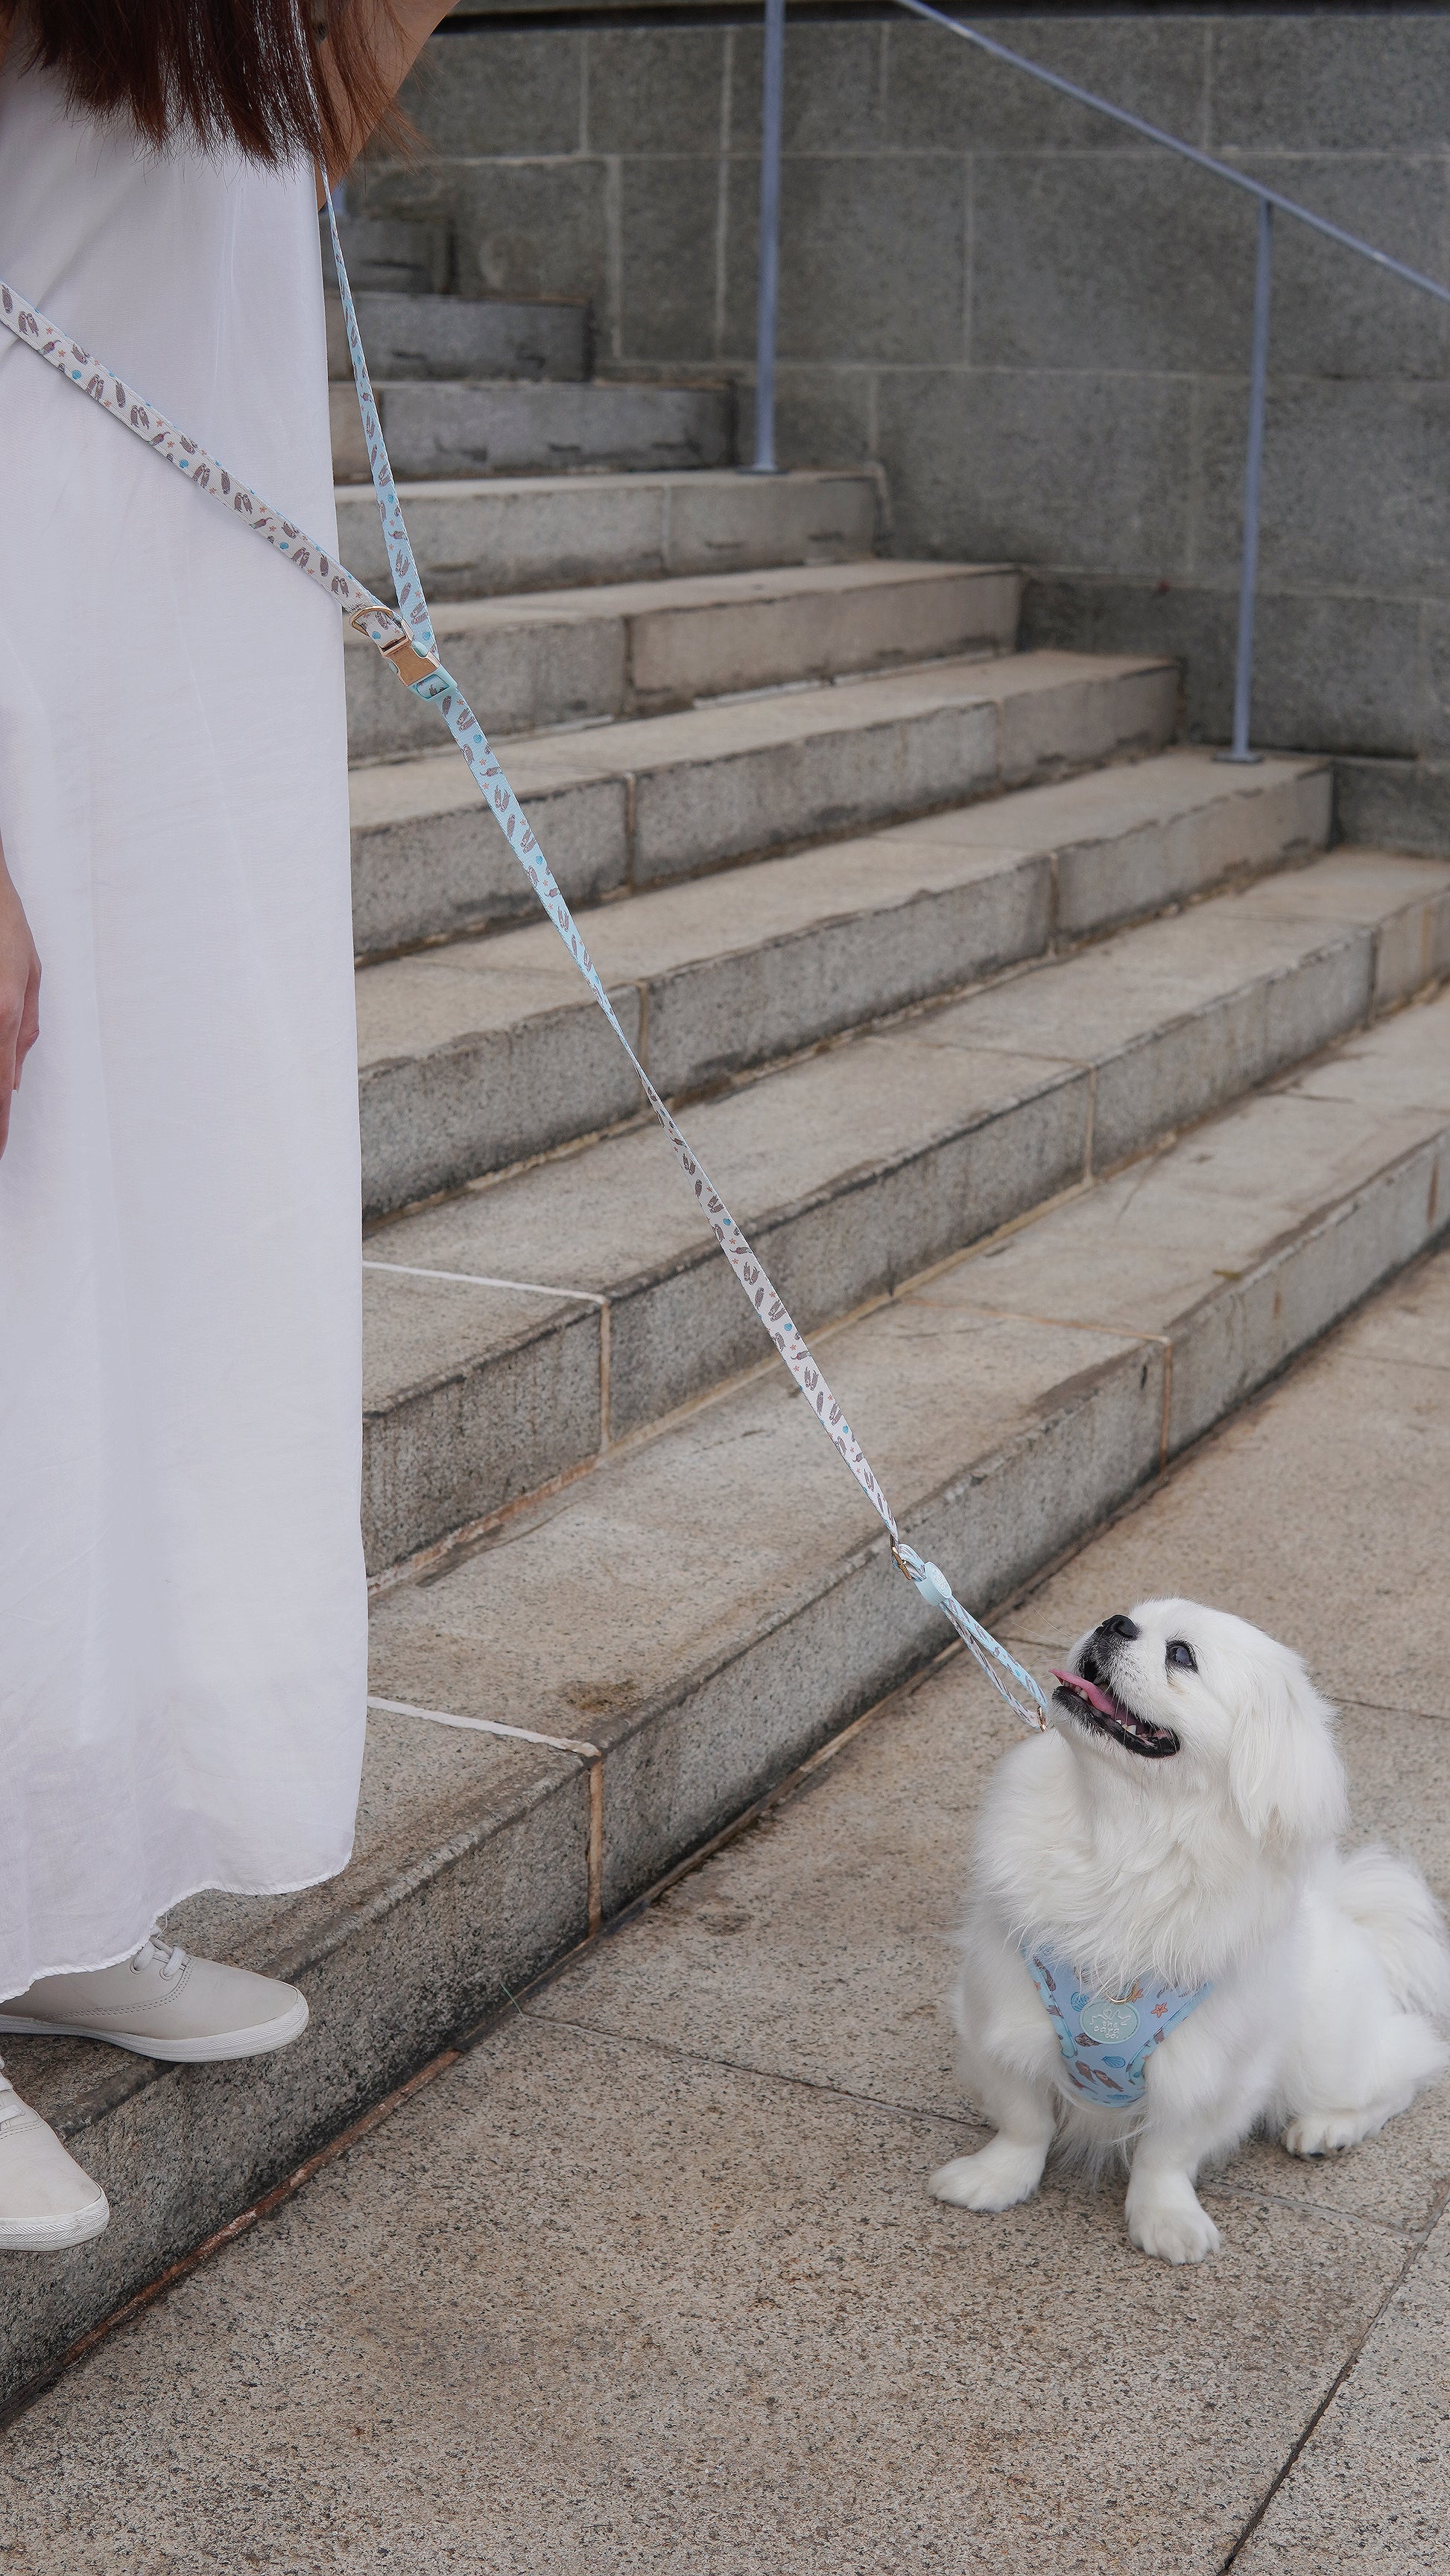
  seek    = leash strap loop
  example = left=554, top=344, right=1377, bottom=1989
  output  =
left=0, top=239, right=1051, bottom=1736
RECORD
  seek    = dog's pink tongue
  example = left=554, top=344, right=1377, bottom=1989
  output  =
left=1052, top=1669, right=1120, bottom=1719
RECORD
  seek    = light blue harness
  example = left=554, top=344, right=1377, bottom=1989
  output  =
left=1022, top=1941, right=1212, bottom=2107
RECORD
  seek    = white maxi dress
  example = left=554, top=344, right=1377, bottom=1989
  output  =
left=0, top=61, right=367, bottom=1996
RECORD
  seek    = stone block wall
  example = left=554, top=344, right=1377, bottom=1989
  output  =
left=363, top=8, right=1450, bottom=844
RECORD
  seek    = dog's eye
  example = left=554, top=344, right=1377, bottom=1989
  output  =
left=1167, top=1640, right=1197, bottom=1672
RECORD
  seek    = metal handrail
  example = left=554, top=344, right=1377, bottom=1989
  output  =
left=750, top=1, right=1450, bottom=761
left=752, top=0, right=786, bottom=477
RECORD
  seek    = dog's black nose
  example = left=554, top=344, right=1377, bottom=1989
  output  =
left=1098, top=1614, right=1140, bottom=1643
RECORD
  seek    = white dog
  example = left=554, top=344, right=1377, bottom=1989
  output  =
left=930, top=1599, right=1450, bottom=2264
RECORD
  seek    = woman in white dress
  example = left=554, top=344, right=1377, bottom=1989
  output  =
left=0, top=0, right=451, bottom=2249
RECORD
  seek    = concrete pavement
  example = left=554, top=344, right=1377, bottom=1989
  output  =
left=3, top=1246, right=1448, bottom=2572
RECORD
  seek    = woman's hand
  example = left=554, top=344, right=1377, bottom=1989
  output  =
left=0, top=845, right=41, bottom=1159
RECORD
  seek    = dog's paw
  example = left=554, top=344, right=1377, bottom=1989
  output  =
left=1125, top=2192, right=1221, bottom=2267
left=1282, top=2104, right=1392, bottom=2158
left=928, top=2142, right=1045, bottom=2212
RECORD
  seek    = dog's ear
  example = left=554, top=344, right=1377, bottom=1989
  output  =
left=1227, top=1646, right=1346, bottom=1848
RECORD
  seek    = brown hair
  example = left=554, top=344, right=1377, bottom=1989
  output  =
left=1, top=0, right=406, bottom=170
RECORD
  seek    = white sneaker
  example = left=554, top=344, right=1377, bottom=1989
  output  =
left=0, top=2063, right=110, bottom=2251
left=0, top=1935, right=310, bottom=2063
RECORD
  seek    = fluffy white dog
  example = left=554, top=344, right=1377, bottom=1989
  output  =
left=930, top=1599, right=1450, bottom=2264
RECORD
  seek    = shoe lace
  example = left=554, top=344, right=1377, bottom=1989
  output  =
left=130, top=1934, right=189, bottom=1982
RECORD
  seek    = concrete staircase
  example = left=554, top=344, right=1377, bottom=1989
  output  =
left=325, top=212, right=731, bottom=481
left=6, top=226, right=1450, bottom=2404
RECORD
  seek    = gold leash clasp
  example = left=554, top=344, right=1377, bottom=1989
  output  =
left=349, top=607, right=440, bottom=688
left=378, top=629, right=441, bottom=688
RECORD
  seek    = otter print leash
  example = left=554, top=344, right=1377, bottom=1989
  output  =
left=0, top=248, right=1051, bottom=1734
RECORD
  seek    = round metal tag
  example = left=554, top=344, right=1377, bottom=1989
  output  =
left=1080, top=1996, right=1141, bottom=2044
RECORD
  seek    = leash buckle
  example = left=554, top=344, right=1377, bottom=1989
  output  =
left=349, top=607, right=440, bottom=688
left=379, top=629, right=441, bottom=688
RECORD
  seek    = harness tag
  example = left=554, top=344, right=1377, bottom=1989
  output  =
left=1022, top=1939, right=1212, bottom=2106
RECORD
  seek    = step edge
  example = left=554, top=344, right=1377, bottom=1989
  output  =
left=355, top=860, right=1377, bottom=1235
left=341, top=558, right=1020, bottom=642
left=359, top=925, right=1438, bottom=1566
left=346, top=650, right=1177, bottom=841
left=361, top=647, right=1175, bottom=770
left=351, top=749, right=1332, bottom=971
left=331, top=469, right=885, bottom=514
left=353, top=785, right=1346, bottom=1082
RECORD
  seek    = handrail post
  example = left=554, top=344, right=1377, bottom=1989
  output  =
left=751, top=0, right=785, bottom=473
left=1219, top=198, right=1273, bottom=764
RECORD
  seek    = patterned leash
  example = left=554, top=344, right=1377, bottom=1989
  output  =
left=0, top=238, right=1050, bottom=1735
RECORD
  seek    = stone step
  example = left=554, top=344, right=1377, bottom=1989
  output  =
left=326, top=289, right=589, bottom=385
left=358, top=746, right=1326, bottom=1210
left=345, top=561, right=1021, bottom=764
left=12, top=986, right=1449, bottom=2406
left=331, top=378, right=735, bottom=483
left=358, top=845, right=1447, bottom=1571
left=331, top=469, right=880, bottom=603
left=350, top=647, right=1177, bottom=966
left=322, top=212, right=449, bottom=296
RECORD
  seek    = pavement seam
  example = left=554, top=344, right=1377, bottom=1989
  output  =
left=1216, top=2173, right=1450, bottom=2573
left=1335, top=1695, right=1450, bottom=1725
left=516, top=2003, right=989, bottom=2137
left=1200, top=2176, right=1433, bottom=2241
left=520, top=2008, right=1439, bottom=2247
left=1324, top=1345, right=1450, bottom=1377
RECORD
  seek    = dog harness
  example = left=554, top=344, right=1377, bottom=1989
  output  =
left=1022, top=1941, right=1212, bottom=2106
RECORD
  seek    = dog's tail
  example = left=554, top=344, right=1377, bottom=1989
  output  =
left=1336, top=1844, right=1450, bottom=2025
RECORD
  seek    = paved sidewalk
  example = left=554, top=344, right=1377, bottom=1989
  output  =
left=3, top=1249, right=1449, bottom=2573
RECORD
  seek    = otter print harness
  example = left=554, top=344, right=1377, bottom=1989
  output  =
left=0, top=224, right=1051, bottom=1736
left=1022, top=1941, right=1212, bottom=2106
